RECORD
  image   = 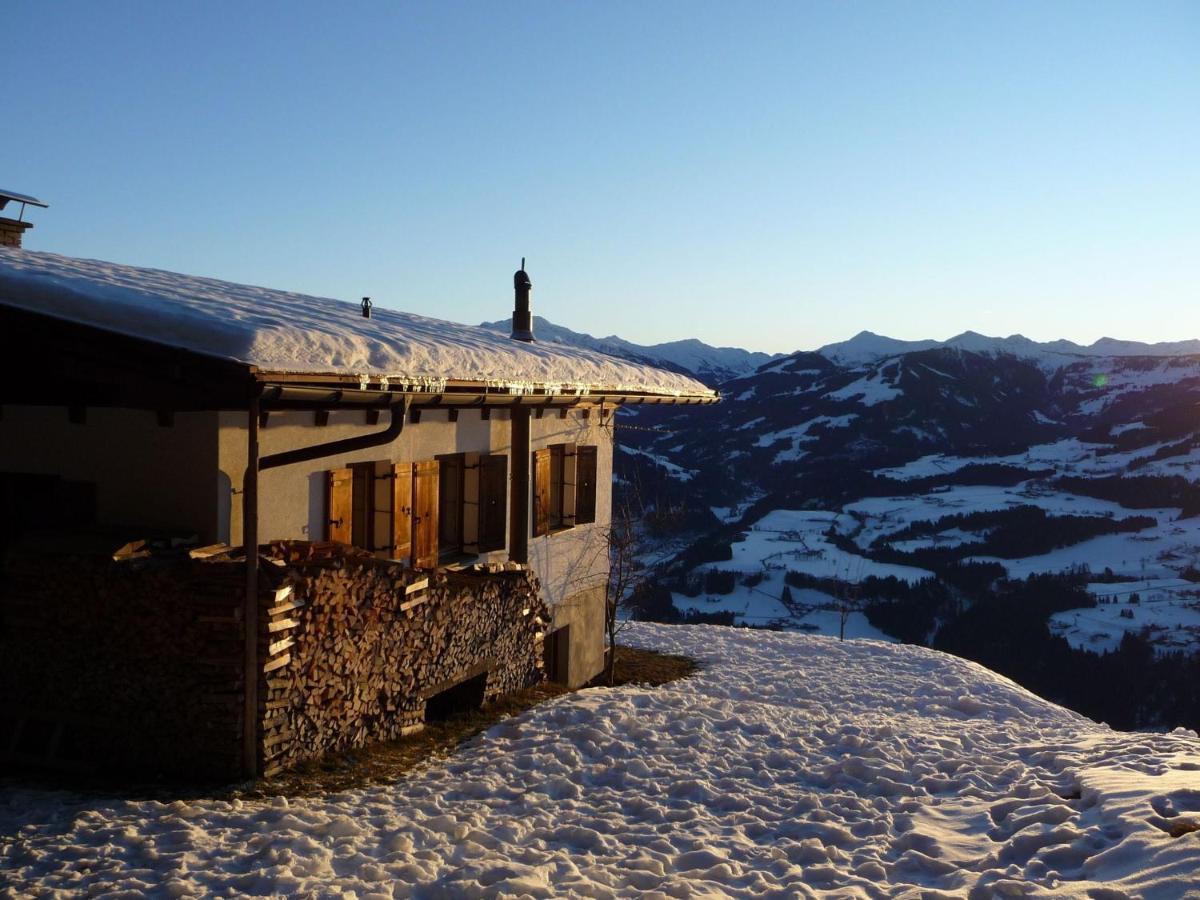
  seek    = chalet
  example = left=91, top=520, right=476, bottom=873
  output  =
left=0, top=235, right=716, bottom=779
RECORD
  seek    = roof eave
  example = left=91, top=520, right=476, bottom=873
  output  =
left=252, top=370, right=719, bottom=409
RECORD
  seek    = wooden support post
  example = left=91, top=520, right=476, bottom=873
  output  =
left=480, top=407, right=491, bottom=421
left=448, top=408, right=459, bottom=423
left=510, top=406, right=530, bottom=564
left=242, top=396, right=260, bottom=779
left=366, top=408, right=380, bottom=426
left=409, top=407, right=422, bottom=424
left=314, top=409, right=330, bottom=427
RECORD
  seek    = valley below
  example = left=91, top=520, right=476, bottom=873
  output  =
left=611, top=333, right=1200, bottom=733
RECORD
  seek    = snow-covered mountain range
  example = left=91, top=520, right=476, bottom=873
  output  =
left=478, top=316, right=783, bottom=385
left=616, top=333, right=1200, bottom=699
left=818, top=330, right=1200, bottom=367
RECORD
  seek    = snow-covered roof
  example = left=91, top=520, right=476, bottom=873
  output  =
left=0, top=249, right=715, bottom=398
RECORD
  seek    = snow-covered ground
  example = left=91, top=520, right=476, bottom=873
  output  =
left=712, top=509, right=933, bottom=584
left=4, top=624, right=1199, bottom=897
left=674, top=578, right=897, bottom=638
left=876, top=439, right=1200, bottom=483
left=618, top=444, right=698, bottom=481
left=824, top=369, right=903, bottom=406
left=694, top=491, right=1200, bottom=653
left=1049, top=580, right=1200, bottom=655
left=752, top=415, right=858, bottom=465
left=967, top=519, right=1200, bottom=581
left=843, top=484, right=1177, bottom=551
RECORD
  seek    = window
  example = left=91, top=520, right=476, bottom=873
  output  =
left=576, top=445, right=598, bottom=525
left=533, top=443, right=599, bottom=536
left=327, top=461, right=403, bottom=558
left=533, top=443, right=577, bottom=536
left=477, top=454, right=508, bottom=552
left=327, top=459, right=437, bottom=565
left=437, top=454, right=464, bottom=559
left=448, top=452, right=507, bottom=557
left=327, top=452, right=506, bottom=565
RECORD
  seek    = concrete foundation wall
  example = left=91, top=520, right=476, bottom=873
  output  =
left=0, top=406, right=220, bottom=541
left=549, top=584, right=608, bottom=687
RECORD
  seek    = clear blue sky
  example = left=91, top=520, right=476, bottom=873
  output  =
left=3, top=1, right=1197, bottom=354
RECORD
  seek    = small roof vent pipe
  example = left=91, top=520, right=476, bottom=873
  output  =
left=511, top=258, right=534, bottom=342
left=361, top=296, right=372, bottom=319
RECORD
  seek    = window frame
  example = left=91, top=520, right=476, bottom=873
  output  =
left=327, top=450, right=510, bottom=564
left=436, top=452, right=465, bottom=560
left=533, top=442, right=580, bottom=537
left=575, top=444, right=598, bottom=525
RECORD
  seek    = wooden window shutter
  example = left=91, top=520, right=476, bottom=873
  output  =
left=327, top=468, right=354, bottom=544
left=576, top=445, right=598, bottom=524
left=533, top=448, right=551, bottom=537
left=392, top=461, right=413, bottom=562
left=478, top=454, right=508, bottom=552
left=412, top=460, right=440, bottom=568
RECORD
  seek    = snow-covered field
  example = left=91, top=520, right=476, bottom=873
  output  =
left=4, top=625, right=1199, bottom=897
left=843, top=484, right=1178, bottom=551
left=876, top=439, right=1200, bottom=482
left=754, top=415, right=858, bottom=464
left=690, top=487, right=1200, bottom=650
left=967, top=518, right=1199, bottom=581
left=618, top=444, right=698, bottom=481
left=824, top=369, right=903, bottom=406
left=714, top=510, right=933, bottom=584
left=675, top=580, right=896, bottom=639
left=1049, top=580, right=1200, bottom=655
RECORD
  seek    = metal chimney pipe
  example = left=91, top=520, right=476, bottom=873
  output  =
left=511, top=258, right=534, bottom=342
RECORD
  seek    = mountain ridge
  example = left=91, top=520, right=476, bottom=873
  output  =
left=817, top=330, right=1200, bottom=367
left=479, top=316, right=783, bottom=385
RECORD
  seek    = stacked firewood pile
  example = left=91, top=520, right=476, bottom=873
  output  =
left=257, top=546, right=550, bottom=776
left=1, top=539, right=550, bottom=781
left=0, top=549, right=248, bottom=780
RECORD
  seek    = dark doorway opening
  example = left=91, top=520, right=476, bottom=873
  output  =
left=0, top=472, right=97, bottom=556
left=424, top=670, right=487, bottom=722
left=543, top=625, right=571, bottom=684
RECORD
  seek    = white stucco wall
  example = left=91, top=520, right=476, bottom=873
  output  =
left=0, top=406, right=220, bottom=540
left=1, top=402, right=614, bottom=687
left=526, top=413, right=614, bottom=685
left=218, top=406, right=614, bottom=615
left=218, top=408, right=504, bottom=550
